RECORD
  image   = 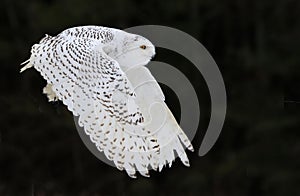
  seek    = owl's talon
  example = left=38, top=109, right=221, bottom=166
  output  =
left=43, top=84, right=58, bottom=102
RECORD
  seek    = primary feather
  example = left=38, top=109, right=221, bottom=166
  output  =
left=21, top=26, right=193, bottom=177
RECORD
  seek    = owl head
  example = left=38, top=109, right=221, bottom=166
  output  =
left=104, top=32, right=155, bottom=71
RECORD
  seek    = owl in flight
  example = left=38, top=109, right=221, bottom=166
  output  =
left=21, top=26, right=193, bottom=178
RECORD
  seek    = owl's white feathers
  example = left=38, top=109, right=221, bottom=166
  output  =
left=21, top=26, right=193, bottom=178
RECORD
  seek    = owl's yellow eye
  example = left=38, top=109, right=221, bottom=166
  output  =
left=140, top=45, right=147, bottom=50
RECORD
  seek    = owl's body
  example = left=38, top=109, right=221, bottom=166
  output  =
left=21, top=26, right=193, bottom=177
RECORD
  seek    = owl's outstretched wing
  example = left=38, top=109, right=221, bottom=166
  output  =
left=23, top=32, right=162, bottom=177
left=124, top=66, right=194, bottom=172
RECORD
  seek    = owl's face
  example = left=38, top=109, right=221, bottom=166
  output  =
left=114, top=34, right=155, bottom=70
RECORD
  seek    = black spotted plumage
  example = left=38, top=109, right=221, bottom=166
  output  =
left=21, top=25, right=193, bottom=178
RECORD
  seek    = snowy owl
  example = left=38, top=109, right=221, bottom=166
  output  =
left=21, top=26, right=193, bottom=178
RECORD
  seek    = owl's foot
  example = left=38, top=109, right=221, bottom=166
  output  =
left=43, top=84, right=58, bottom=102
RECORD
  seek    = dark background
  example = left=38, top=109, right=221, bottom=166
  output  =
left=1, top=0, right=300, bottom=195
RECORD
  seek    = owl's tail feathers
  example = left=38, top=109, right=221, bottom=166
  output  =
left=20, top=59, right=32, bottom=73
